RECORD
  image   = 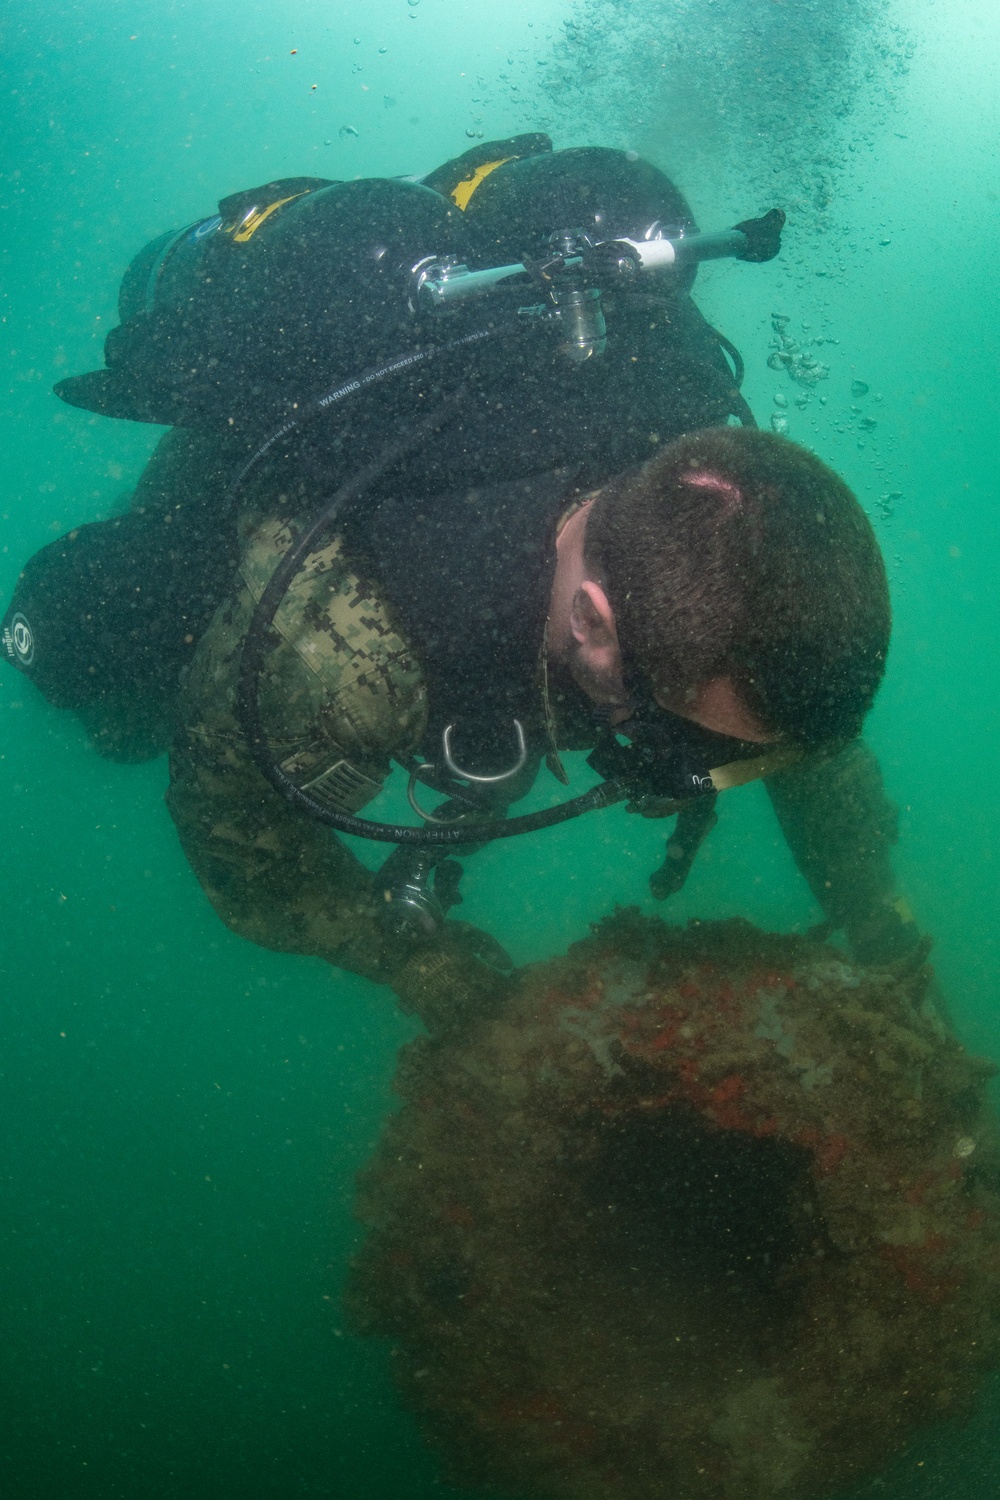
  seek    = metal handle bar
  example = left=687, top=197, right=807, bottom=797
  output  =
left=411, top=223, right=769, bottom=314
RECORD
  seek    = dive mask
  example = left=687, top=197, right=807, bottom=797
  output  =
left=587, top=689, right=798, bottom=809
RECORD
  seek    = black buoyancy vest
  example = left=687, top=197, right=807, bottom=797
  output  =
left=0, top=429, right=242, bottom=760
left=343, top=469, right=581, bottom=775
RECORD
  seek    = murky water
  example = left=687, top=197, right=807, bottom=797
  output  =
left=2, top=1, right=998, bottom=1495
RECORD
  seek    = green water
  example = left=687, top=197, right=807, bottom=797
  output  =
left=2, top=1, right=998, bottom=1495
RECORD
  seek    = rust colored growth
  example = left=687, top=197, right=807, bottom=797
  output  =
left=348, top=912, right=1000, bottom=1500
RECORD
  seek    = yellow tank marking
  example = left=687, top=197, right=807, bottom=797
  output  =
left=230, top=193, right=306, bottom=243
left=449, top=157, right=513, bottom=211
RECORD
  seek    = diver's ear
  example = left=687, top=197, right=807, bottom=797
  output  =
left=570, top=581, right=617, bottom=647
left=568, top=582, right=626, bottom=707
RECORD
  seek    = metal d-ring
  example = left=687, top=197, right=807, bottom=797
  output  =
left=442, top=718, right=528, bottom=785
left=406, top=765, right=471, bottom=826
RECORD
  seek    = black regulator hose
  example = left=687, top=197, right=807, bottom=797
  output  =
left=229, top=325, right=500, bottom=497
left=235, top=397, right=627, bottom=845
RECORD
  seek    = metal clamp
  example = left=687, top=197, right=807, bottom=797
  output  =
left=406, top=764, right=472, bottom=825
left=442, top=719, right=528, bottom=785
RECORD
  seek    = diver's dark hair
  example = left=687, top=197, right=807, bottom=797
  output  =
left=585, top=427, right=890, bottom=746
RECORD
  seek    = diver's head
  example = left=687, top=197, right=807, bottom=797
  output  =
left=580, top=428, right=890, bottom=750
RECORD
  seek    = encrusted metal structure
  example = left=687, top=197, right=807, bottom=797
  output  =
left=350, top=913, right=1000, bottom=1499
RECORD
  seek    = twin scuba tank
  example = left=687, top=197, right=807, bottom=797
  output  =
left=54, top=135, right=705, bottom=431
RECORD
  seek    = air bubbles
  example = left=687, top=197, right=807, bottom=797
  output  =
left=339, top=124, right=360, bottom=140
left=770, top=413, right=789, bottom=435
left=773, top=392, right=788, bottom=408
left=851, top=379, right=870, bottom=397
left=768, top=312, right=829, bottom=388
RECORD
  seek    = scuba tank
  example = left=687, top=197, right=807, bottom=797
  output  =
left=55, top=175, right=469, bottom=427
left=457, top=144, right=700, bottom=285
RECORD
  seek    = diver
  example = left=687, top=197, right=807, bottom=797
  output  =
left=1, top=136, right=922, bottom=1030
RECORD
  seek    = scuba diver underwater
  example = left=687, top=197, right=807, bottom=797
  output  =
left=1, top=134, right=923, bottom=1031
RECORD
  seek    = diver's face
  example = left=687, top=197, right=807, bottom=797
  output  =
left=568, top=583, right=776, bottom=744
left=653, top=678, right=777, bottom=744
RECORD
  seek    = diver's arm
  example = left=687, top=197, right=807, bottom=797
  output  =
left=165, top=511, right=426, bottom=985
left=165, top=509, right=509, bottom=1029
left=167, top=696, right=512, bottom=1024
left=764, top=738, right=922, bottom=965
left=167, top=732, right=406, bottom=984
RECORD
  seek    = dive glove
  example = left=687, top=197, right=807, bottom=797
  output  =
left=846, top=897, right=926, bottom=970
left=392, top=921, right=514, bottom=1037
